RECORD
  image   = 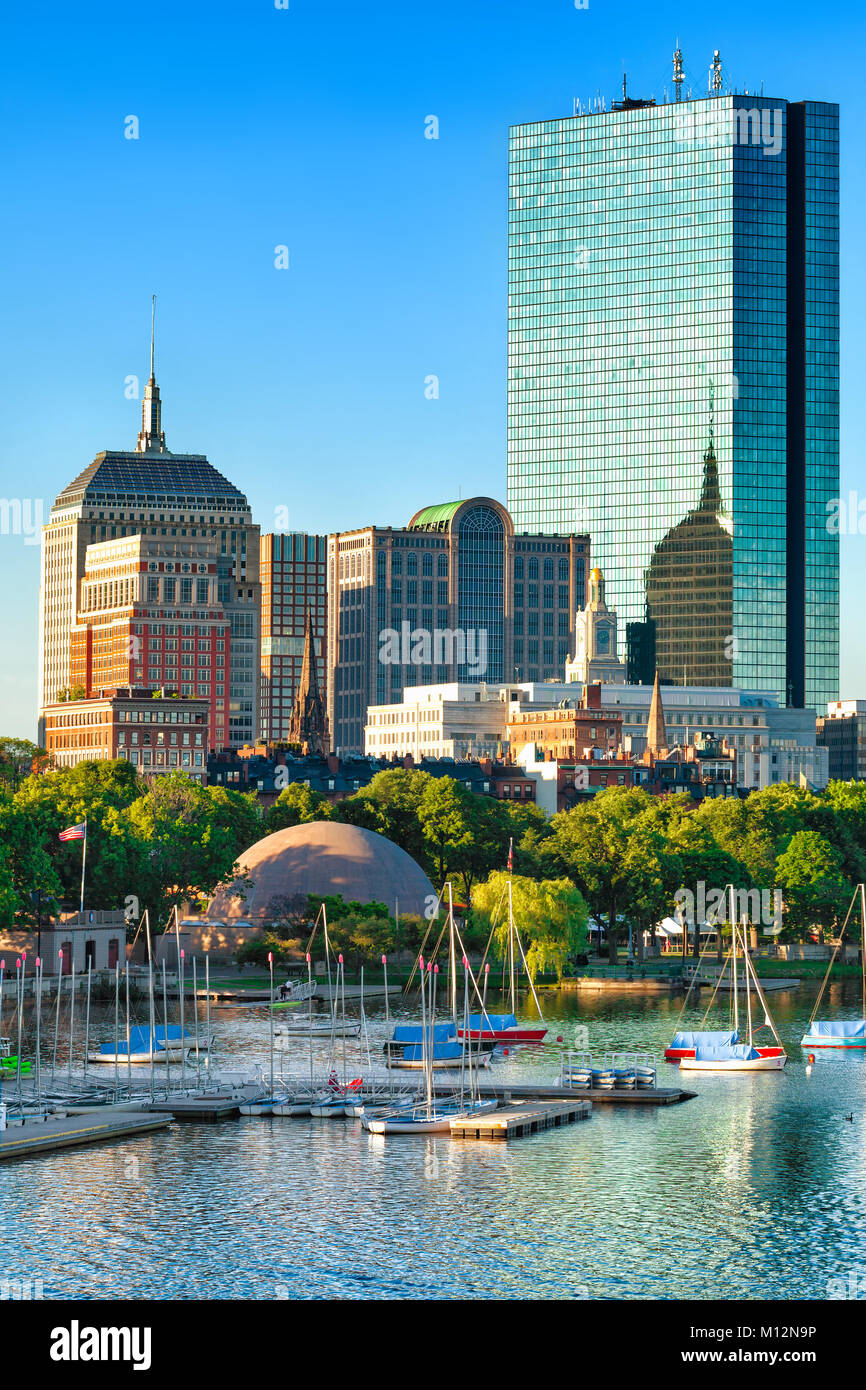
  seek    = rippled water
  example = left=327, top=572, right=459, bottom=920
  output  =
left=2, top=979, right=866, bottom=1300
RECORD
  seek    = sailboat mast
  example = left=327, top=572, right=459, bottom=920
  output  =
left=429, top=964, right=438, bottom=1117
left=145, top=911, right=155, bottom=1102
left=508, top=879, right=516, bottom=1013
left=268, top=951, right=275, bottom=1098
left=860, top=883, right=866, bottom=1019
left=448, top=882, right=457, bottom=1026
left=729, top=885, right=739, bottom=1036
left=742, top=917, right=753, bottom=1048
left=419, top=957, right=428, bottom=1116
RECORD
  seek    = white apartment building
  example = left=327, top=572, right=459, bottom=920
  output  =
left=365, top=679, right=827, bottom=792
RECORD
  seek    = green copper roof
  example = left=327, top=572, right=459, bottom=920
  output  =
left=408, top=501, right=463, bottom=531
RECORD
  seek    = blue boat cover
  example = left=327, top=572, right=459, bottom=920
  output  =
left=98, top=1025, right=189, bottom=1056
left=401, top=1041, right=464, bottom=1061
left=693, top=1041, right=760, bottom=1061
left=807, top=1019, right=866, bottom=1039
left=671, top=1030, right=738, bottom=1049
left=467, top=1013, right=518, bottom=1031
left=392, top=1022, right=456, bottom=1044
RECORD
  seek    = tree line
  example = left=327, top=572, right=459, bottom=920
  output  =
left=1, top=756, right=864, bottom=969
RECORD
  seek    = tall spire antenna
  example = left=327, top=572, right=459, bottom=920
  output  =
left=673, top=46, right=684, bottom=102
left=136, top=294, right=166, bottom=453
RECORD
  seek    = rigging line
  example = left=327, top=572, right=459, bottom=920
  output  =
left=807, top=884, right=859, bottom=1028
left=402, top=882, right=447, bottom=995
left=669, top=920, right=721, bottom=1030
left=127, top=909, right=146, bottom=955
left=475, top=887, right=508, bottom=982
left=509, top=908, right=545, bottom=1022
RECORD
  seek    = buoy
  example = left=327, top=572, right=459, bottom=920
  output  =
left=808, top=1053, right=815, bottom=1065
left=557, top=1035, right=563, bottom=1043
left=503, top=1048, right=509, bottom=1056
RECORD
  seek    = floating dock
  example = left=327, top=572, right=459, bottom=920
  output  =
left=450, top=1098, right=591, bottom=1140
left=0, top=1111, right=172, bottom=1162
left=434, top=1082, right=695, bottom=1107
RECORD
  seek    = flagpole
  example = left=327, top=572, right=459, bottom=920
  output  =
left=79, top=819, right=87, bottom=916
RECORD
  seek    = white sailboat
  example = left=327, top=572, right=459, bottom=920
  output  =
left=680, top=919, right=787, bottom=1072
left=363, top=946, right=497, bottom=1135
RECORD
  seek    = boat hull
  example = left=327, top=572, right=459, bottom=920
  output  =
left=385, top=1053, right=491, bottom=1070
left=362, top=1100, right=498, bottom=1135
left=457, top=1027, right=547, bottom=1043
left=679, top=1054, right=787, bottom=1072
left=800, top=1037, right=866, bottom=1049
left=665, top=1045, right=784, bottom=1061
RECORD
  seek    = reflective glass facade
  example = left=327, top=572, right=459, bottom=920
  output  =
left=507, top=94, right=839, bottom=709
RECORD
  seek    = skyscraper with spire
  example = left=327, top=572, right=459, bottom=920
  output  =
left=38, top=301, right=261, bottom=754
left=507, top=75, right=839, bottom=709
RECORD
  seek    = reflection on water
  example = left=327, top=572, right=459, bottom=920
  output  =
left=2, top=982, right=866, bottom=1300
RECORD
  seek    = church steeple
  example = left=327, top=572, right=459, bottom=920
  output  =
left=646, top=668, right=668, bottom=756
left=136, top=295, right=167, bottom=453
left=288, top=609, right=329, bottom=754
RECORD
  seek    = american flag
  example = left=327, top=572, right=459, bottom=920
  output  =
left=58, top=823, right=86, bottom=842
left=507, top=837, right=513, bottom=873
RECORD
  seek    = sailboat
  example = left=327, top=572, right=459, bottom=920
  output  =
left=275, top=905, right=359, bottom=1038
left=666, top=886, right=785, bottom=1062
left=800, top=884, right=866, bottom=1049
left=457, top=877, right=547, bottom=1044
left=679, top=920, right=787, bottom=1072
left=362, top=955, right=497, bottom=1135
left=87, top=1024, right=206, bottom=1064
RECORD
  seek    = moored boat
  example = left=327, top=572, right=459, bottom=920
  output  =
left=456, top=1012, right=547, bottom=1044
left=678, top=915, right=787, bottom=1072
left=665, top=1029, right=784, bottom=1062
left=800, top=1019, right=866, bottom=1049
left=800, top=885, right=866, bottom=1050
left=680, top=1042, right=787, bottom=1072
left=87, top=1024, right=207, bottom=1065
left=361, top=1097, right=498, bottom=1136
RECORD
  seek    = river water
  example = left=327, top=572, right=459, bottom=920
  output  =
left=1, top=980, right=865, bottom=1300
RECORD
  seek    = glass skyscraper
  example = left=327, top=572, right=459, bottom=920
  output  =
left=507, top=92, right=839, bottom=710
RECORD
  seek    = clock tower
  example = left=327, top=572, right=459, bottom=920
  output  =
left=566, top=568, right=628, bottom=685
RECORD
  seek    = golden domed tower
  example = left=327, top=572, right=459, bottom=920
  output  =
left=566, top=567, right=627, bottom=684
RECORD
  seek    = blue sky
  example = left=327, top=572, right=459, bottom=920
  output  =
left=1, top=0, right=862, bottom=737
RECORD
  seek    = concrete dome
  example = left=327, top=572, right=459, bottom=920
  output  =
left=206, top=820, right=435, bottom=922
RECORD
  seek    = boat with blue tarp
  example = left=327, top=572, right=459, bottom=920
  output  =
left=801, top=884, right=866, bottom=1050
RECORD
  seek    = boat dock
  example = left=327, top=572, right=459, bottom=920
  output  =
left=450, top=1098, right=591, bottom=1140
left=434, top=1082, right=696, bottom=1107
left=0, top=1111, right=172, bottom=1162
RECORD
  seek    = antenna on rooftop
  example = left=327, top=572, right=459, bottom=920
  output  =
left=673, top=46, right=684, bottom=102
left=711, top=49, right=723, bottom=94
left=622, top=70, right=627, bottom=102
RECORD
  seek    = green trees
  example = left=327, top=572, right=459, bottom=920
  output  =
left=263, top=783, right=331, bottom=834
left=775, top=832, right=852, bottom=940
left=471, top=871, right=589, bottom=982
left=547, top=787, right=652, bottom=964
left=0, top=738, right=47, bottom=789
left=120, top=775, right=260, bottom=926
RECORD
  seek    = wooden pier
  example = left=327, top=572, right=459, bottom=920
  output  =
left=450, top=1098, right=591, bottom=1140
left=0, top=1111, right=172, bottom=1162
